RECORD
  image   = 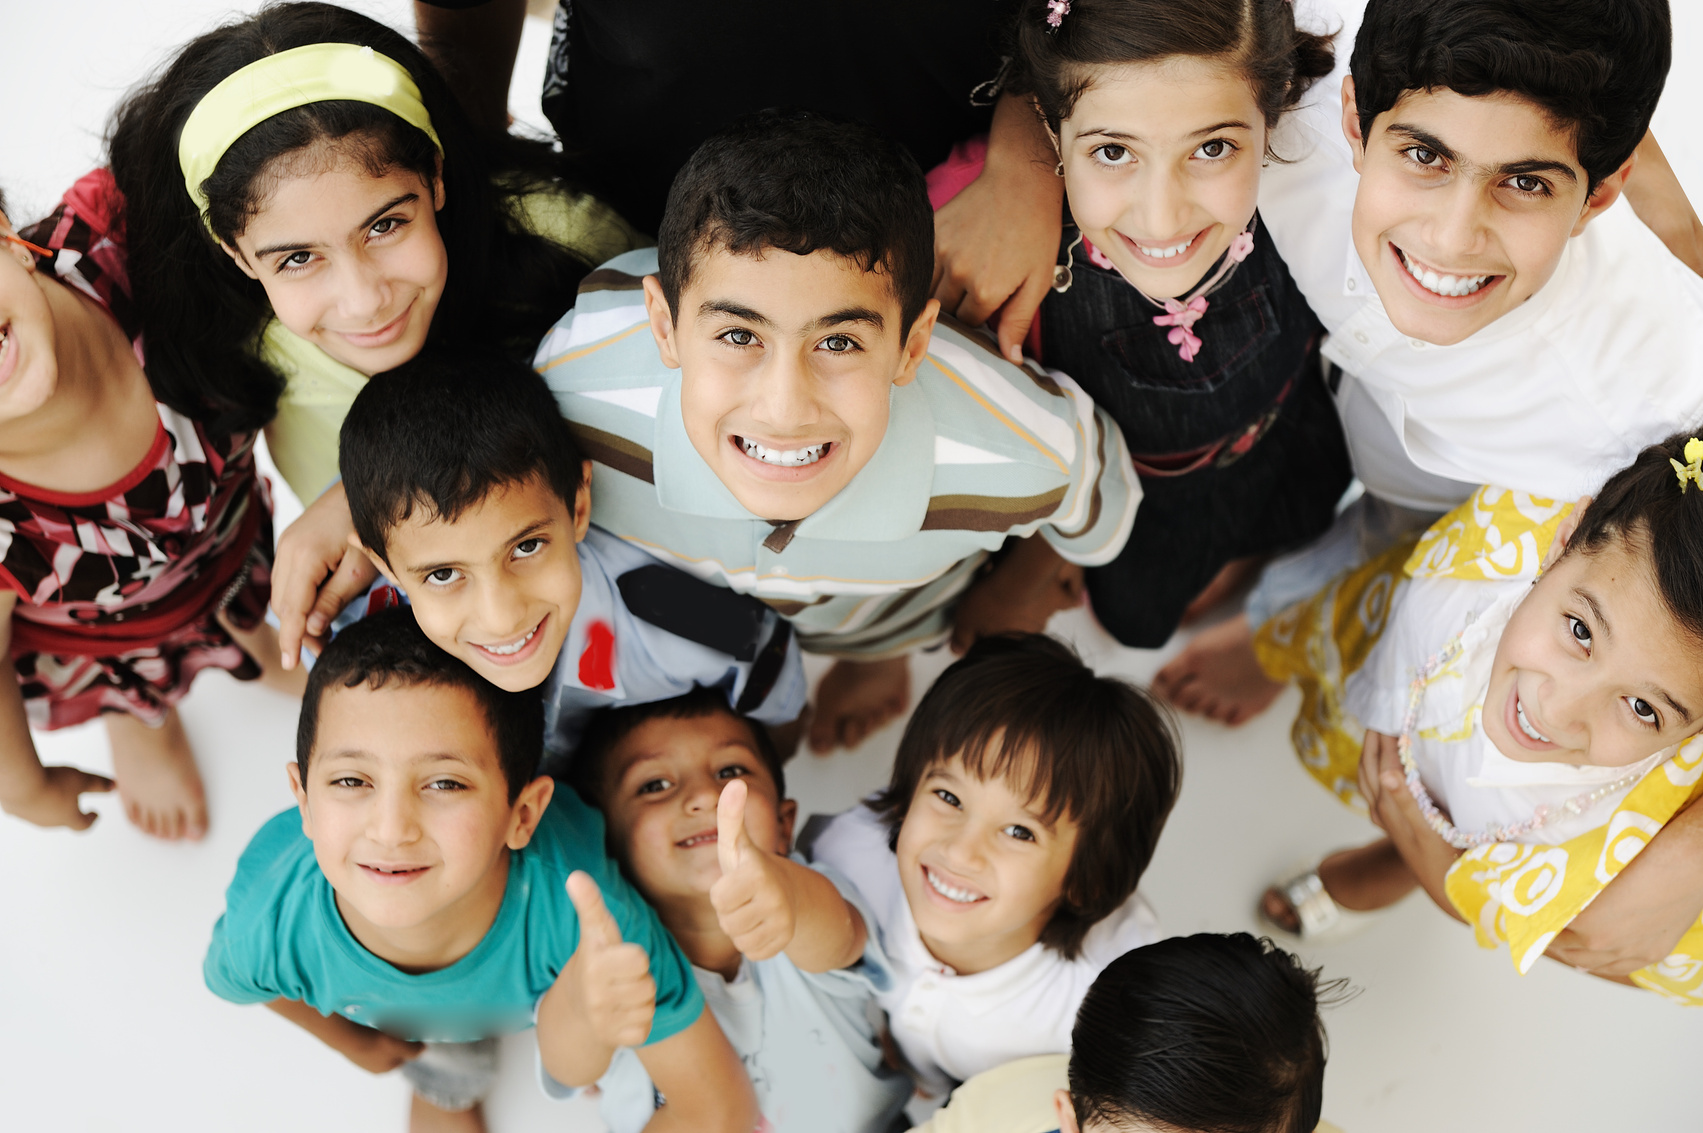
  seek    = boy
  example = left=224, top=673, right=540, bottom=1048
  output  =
left=535, top=110, right=1139, bottom=752
left=568, top=688, right=911, bottom=1132
left=202, top=609, right=756, bottom=1132
left=338, top=349, right=806, bottom=768
left=1155, top=0, right=1703, bottom=723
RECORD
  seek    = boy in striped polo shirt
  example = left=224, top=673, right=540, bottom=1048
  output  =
left=536, top=111, right=1139, bottom=753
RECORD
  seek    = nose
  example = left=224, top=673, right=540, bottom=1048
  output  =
left=1424, top=182, right=1491, bottom=264
left=1135, top=165, right=1192, bottom=242
left=472, top=577, right=530, bottom=641
left=333, top=251, right=394, bottom=325
left=939, top=823, right=989, bottom=876
left=748, top=347, right=818, bottom=433
left=684, top=773, right=719, bottom=815
left=367, top=782, right=421, bottom=847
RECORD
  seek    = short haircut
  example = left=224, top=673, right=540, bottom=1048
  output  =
left=1070, top=934, right=1346, bottom=1133
left=571, top=686, right=785, bottom=807
left=297, top=607, right=544, bottom=802
left=655, top=110, right=935, bottom=337
left=1569, top=430, right=1703, bottom=649
left=871, top=634, right=1181, bottom=959
left=1351, top=0, right=1671, bottom=191
left=340, top=347, right=587, bottom=560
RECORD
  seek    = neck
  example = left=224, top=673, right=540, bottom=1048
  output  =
left=0, top=277, right=131, bottom=461
left=918, top=924, right=1040, bottom=977
left=335, top=849, right=512, bottom=974
left=654, top=890, right=743, bottom=981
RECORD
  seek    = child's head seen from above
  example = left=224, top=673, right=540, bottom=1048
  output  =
left=1345, top=0, right=1670, bottom=345
left=573, top=688, right=790, bottom=907
left=647, top=110, right=939, bottom=523
left=873, top=634, right=1180, bottom=973
left=1486, top=432, right=1703, bottom=770
left=341, top=348, right=591, bottom=693
left=1010, top=0, right=1334, bottom=300
left=291, top=607, right=551, bottom=939
left=1061, top=934, right=1340, bottom=1133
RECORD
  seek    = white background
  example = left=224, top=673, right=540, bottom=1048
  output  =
left=2, top=2, right=1701, bottom=1131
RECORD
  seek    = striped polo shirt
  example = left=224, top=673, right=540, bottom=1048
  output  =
left=535, top=249, right=1139, bottom=657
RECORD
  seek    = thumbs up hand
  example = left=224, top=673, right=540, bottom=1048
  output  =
left=709, top=778, right=799, bottom=961
left=564, top=870, right=657, bottom=1050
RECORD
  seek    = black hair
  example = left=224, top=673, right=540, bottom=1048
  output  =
left=1350, top=0, right=1671, bottom=192
left=1567, top=430, right=1703, bottom=647
left=871, top=634, right=1181, bottom=959
left=340, top=346, right=587, bottom=560
left=1008, top=0, right=1335, bottom=142
left=1071, top=934, right=1348, bottom=1133
left=656, top=110, right=935, bottom=337
left=296, top=606, right=543, bottom=801
left=107, top=1, right=594, bottom=435
left=571, top=686, right=785, bottom=808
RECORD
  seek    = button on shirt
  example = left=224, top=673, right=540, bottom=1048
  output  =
left=808, top=805, right=1160, bottom=1104
left=1260, top=47, right=1703, bottom=509
left=536, top=250, right=1139, bottom=658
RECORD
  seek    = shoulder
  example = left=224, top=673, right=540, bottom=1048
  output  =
left=1078, top=889, right=1161, bottom=967
left=507, top=182, right=645, bottom=268
left=919, top=318, right=1093, bottom=470
left=205, top=808, right=320, bottom=995
left=915, top=1054, right=1070, bottom=1133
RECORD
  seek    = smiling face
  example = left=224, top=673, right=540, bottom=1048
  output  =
left=643, top=247, right=939, bottom=522
left=894, top=753, right=1079, bottom=975
left=0, top=216, right=61, bottom=424
left=1059, top=57, right=1265, bottom=299
left=1344, top=82, right=1629, bottom=346
left=223, top=141, right=448, bottom=376
left=596, top=709, right=795, bottom=906
left=288, top=679, right=550, bottom=964
left=1484, top=537, right=1703, bottom=768
left=368, top=472, right=592, bottom=693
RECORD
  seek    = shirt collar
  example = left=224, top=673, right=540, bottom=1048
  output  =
left=546, top=538, right=624, bottom=699
left=651, top=373, right=936, bottom=541
left=1469, top=738, right=1669, bottom=790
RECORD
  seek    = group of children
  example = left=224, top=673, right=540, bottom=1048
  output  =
left=4, top=0, right=1702, bottom=1127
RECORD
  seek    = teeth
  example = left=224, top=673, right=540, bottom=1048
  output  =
left=1135, top=237, right=1193, bottom=259
left=740, top=438, right=828, bottom=467
left=924, top=866, right=981, bottom=904
left=481, top=623, right=539, bottom=656
left=679, top=833, right=716, bottom=848
left=1402, top=251, right=1490, bottom=297
left=1516, top=699, right=1552, bottom=744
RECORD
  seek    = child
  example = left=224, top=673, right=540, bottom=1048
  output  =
left=914, top=934, right=1345, bottom=1133
left=807, top=634, right=1182, bottom=1110
left=203, top=608, right=755, bottom=1133
left=1260, top=434, right=1703, bottom=1004
left=537, top=110, right=1140, bottom=752
left=337, top=349, right=806, bottom=766
left=0, top=186, right=288, bottom=842
left=925, top=0, right=1353, bottom=649
left=568, top=687, right=911, bottom=1132
left=1156, top=0, right=1703, bottom=726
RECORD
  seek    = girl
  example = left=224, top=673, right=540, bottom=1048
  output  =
left=937, top=0, right=1351, bottom=649
left=1260, top=434, right=1703, bottom=1003
left=0, top=186, right=293, bottom=841
left=808, top=634, right=1181, bottom=1111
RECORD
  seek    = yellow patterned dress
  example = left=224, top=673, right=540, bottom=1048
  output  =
left=1254, top=486, right=1703, bottom=1003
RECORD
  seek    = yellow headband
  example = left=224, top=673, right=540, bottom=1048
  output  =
left=178, top=42, right=443, bottom=229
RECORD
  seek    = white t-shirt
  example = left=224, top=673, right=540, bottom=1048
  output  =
left=1260, top=33, right=1703, bottom=509
left=809, top=804, right=1160, bottom=1106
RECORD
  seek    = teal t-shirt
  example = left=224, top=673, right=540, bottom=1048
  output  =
left=204, top=791, right=702, bottom=1044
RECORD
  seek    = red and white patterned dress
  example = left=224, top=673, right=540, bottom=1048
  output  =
left=9, top=170, right=274, bottom=729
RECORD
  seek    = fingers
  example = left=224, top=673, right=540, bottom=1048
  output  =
left=994, top=269, right=1052, bottom=365
left=952, top=282, right=1005, bottom=329
left=77, top=770, right=117, bottom=794
left=304, top=547, right=379, bottom=645
left=567, top=871, right=624, bottom=953
left=716, top=778, right=750, bottom=878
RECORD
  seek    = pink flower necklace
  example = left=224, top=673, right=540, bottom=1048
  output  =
left=1076, top=223, right=1258, bottom=363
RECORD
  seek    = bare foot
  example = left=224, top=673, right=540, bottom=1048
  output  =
left=409, top=1094, right=486, bottom=1133
left=218, top=611, right=308, bottom=699
left=808, top=655, right=911, bottom=755
left=1152, top=613, right=1285, bottom=725
left=1261, top=839, right=1419, bottom=932
left=1178, top=555, right=1268, bottom=626
left=104, top=708, right=207, bottom=840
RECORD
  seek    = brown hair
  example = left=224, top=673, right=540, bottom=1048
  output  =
left=1007, top=0, right=1335, bottom=143
left=871, top=634, right=1181, bottom=959
left=570, top=687, right=786, bottom=808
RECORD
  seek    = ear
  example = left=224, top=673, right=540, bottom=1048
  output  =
left=0, top=216, right=36, bottom=273
left=1571, top=158, right=1633, bottom=237
left=642, top=275, right=682, bottom=370
left=776, top=796, right=799, bottom=854
left=287, top=760, right=313, bottom=837
left=1037, top=99, right=1063, bottom=166
left=571, top=460, right=593, bottom=543
left=894, top=298, right=940, bottom=389
left=1341, top=76, right=1366, bottom=175
left=1054, top=1089, right=1081, bottom=1133
left=506, top=775, right=557, bottom=851
left=431, top=151, right=447, bottom=211
left=1540, top=495, right=1592, bottom=573
left=356, top=536, right=402, bottom=589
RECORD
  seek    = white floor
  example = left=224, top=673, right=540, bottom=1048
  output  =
left=4, top=2, right=1703, bottom=1131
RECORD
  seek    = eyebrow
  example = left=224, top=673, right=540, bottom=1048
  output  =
left=252, top=192, right=419, bottom=258
left=1574, top=588, right=1611, bottom=640
left=321, top=749, right=475, bottom=766
left=1385, top=124, right=1579, bottom=185
left=699, top=299, right=771, bottom=326
left=812, top=306, right=884, bottom=331
left=1078, top=120, right=1252, bottom=145
left=402, top=518, right=552, bottom=578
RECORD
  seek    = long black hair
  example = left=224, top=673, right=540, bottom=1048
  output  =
left=108, top=2, right=594, bottom=435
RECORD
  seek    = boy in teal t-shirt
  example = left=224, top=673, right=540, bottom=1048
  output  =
left=204, top=609, right=755, bottom=1132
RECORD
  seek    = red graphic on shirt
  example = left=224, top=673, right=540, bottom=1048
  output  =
left=578, top=619, right=617, bottom=690
left=366, top=585, right=402, bottom=615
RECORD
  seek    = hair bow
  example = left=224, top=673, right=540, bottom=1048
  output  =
left=1672, top=437, right=1703, bottom=493
left=1046, top=0, right=1071, bottom=30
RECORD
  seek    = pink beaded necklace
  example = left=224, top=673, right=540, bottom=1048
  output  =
left=1074, top=224, right=1257, bottom=362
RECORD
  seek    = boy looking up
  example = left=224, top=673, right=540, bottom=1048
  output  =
left=567, top=688, right=910, bottom=1132
left=339, top=350, right=805, bottom=767
left=536, top=110, right=1139, bottom=752
left=203, top=609, right=756, bottom=1132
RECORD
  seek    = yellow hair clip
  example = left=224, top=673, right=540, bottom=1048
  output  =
left=1671, top=437, right=1703, bottom=493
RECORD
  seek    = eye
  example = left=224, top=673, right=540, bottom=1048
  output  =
left=820, top=334, right=858, bottom=354
left=1092, top=144, right=1131, bottom=167
left=1193, top=139, right=1235, bottom=160
left=1002, top=823, right=1036, bottom=843
left=638, top=777, right=673, bottom=796
left=513, top=538, right=545, bottom=560
left=1627, top=697, right=1660, bottom=727
left=716, top=764, right=752, bottom=781
left=721, top=328, right=758, bottom=348
left=279, top=250, right=314, bottom=272
left=1567, top=615, right=1593, bottom=651
left=1403, top=145, right=1441, bottom=168
left=1508, top=174, right=1551, bottom=197
left=369, top=216, right=404, bottom=238
left=425, top=567, right=462, bottom=586
left=932, top=788, right=962, bottom=809
left=329, top=776, right=367, bottom=789
left=427, top=778, right=467, bottom=791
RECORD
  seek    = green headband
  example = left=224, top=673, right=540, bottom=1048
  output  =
left=178, top=42, right=444, bottom=231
